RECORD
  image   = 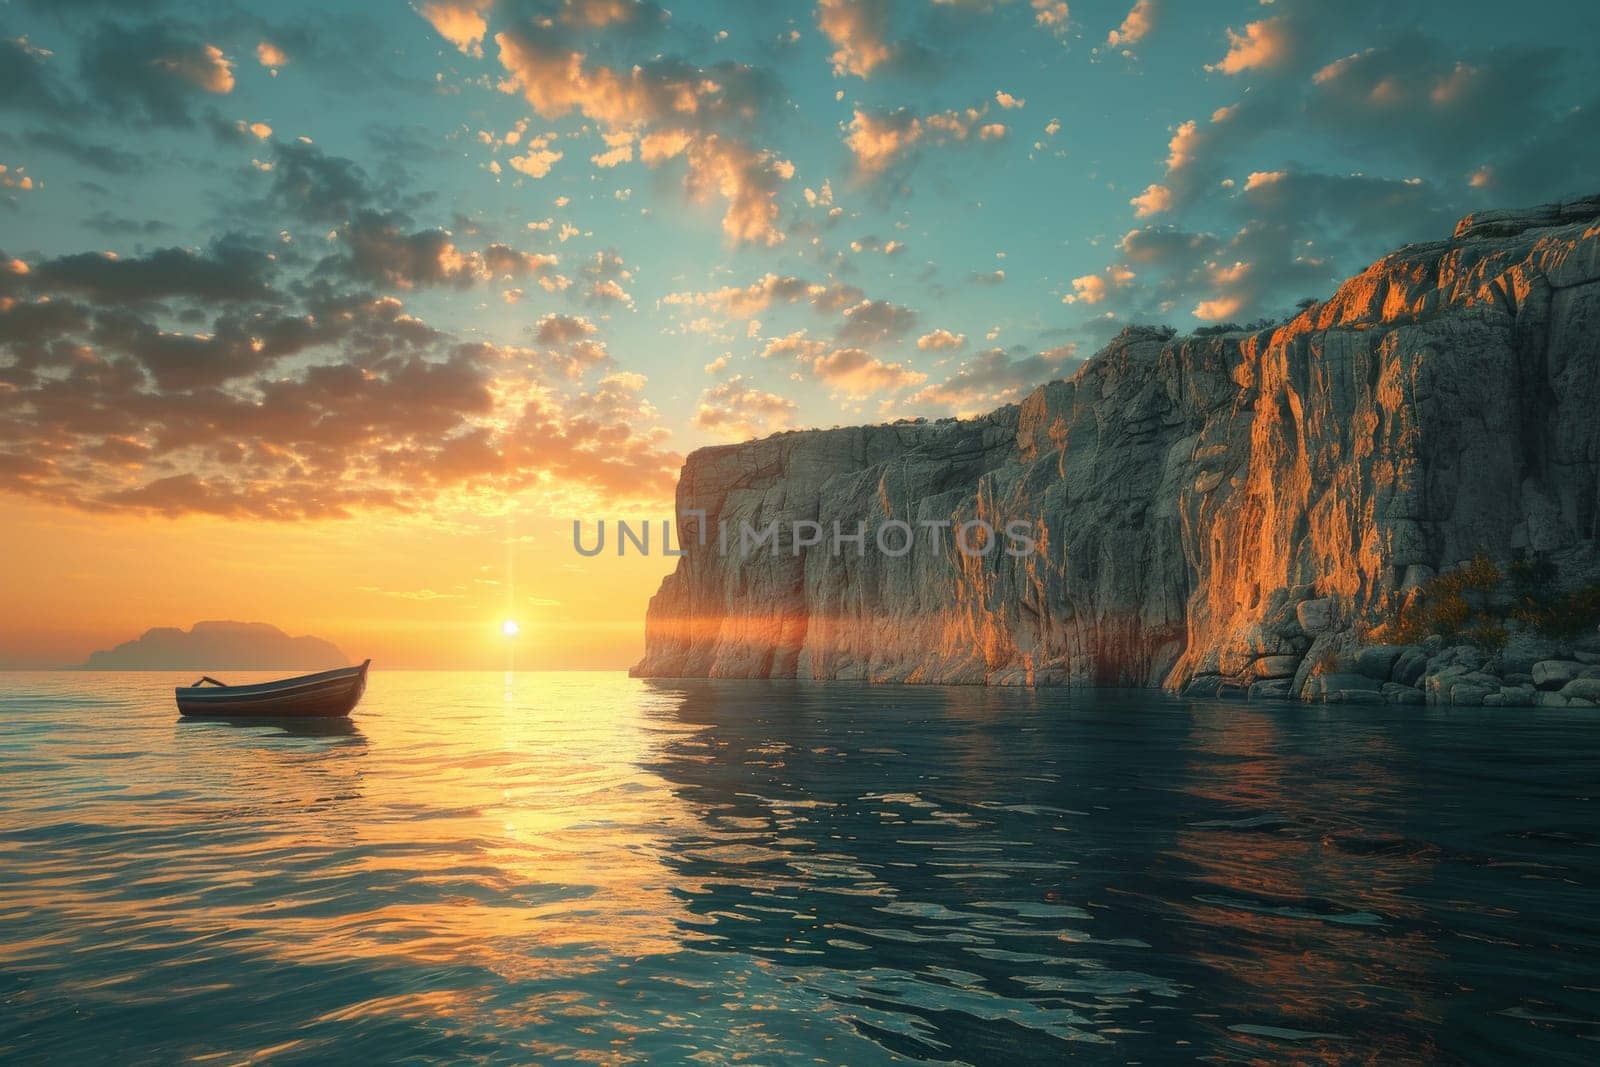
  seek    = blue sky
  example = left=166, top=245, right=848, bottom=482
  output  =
left=3, top=0, right=1599, bottom=516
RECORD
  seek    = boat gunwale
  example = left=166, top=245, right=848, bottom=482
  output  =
left=173, top=661, right=369, bottom=700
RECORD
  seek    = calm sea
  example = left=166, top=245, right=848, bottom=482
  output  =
left=1, top=671, right=1597, bottom=1064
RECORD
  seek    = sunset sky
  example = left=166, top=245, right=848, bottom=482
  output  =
left=3, top=0, right=1598, bottom=668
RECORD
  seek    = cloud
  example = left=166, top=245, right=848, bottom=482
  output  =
left=909, top=345, right=1079, bottom=415
left=1106, top=0, right=1156, bottom=48
left=694, top=375, right=796, bottom=440
left=22, top=242, right=275, bottom=304
left=0, top=35, right=80, bottom=118
left=1304, top=35, right=1560, bottom=174
left=1061, top=266, right=1133, bottom=305
left=917, top=328, right=965, bottom=350
left=1077, top=168, right=1450, bottom=327
left=844, top=107, right=923, bottom=174
left=268, top=140, right=375, bottom=223
left=639, top=132, right=792, bottom=246
left=256, top=41, right=289, bottom=69
left=535, top=313, right=597, bottom=346
left=1031, top=0, right=1070, bottom=35
left=493, top=26, right=790, bottom=243
left=0, top=269, right=680, bottom=514
left=508, top=144, right=564, bottom=178
left=417, top=0, right=495, bottom=57
left=663, top=273, right=811, bottom=318
left=808, top=346, right=924, bottom=396
left=848, top=234, right=905, bottom=256
left=1117, top=226, right=1218, bottom=267
left=0, top=164, right=35, bottom=194
left=845, top=102, right=996, bottom=175
left=332, top=211, right=559, bottom=289
left=760, top=329, right=923, bottom=397
left=79, top=24, right=235, bottom=125
left=817, top=0, right=894, bottom=78
left=836, top=298, right=917, bottom=344
left=588, top=278, right=632, bottom=305
left=1207, top=17, right=1293, bottom=75
left=1160, top=95, right=1285, bottom=205
left=590, top=129, right=634, bottom=167
left=1130, top=182, right=1172, bottom=217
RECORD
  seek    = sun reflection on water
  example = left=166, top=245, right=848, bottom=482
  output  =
left=2, top=674, right=1598, bottom=1063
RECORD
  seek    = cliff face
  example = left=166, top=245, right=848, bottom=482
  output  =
left=635, top=195, right=1600, bottom=699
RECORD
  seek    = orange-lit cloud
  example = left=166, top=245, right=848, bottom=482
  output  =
left=493, top=27, right=791, bottom=245
left=1130, top=182, right=1172, bottom=217
left=845, top=103, right=995, bottom=174
left=817, top=0, right=894, bottom=78
left=154, top=43, right=235, bottom=93
left=1208, top=17, right=1291, bottom=75
left=255, top=40, right=288, bottom=69
left=418, top=0, right=495, bottom=57
left=1107, top=0, right=1156, bottom=48
left=1193, top=295, right=1243, bottom=321
left=1031, top=0, right=1070, bottom=34
left=917, top=328, right=965, bottom=350
left=694, top=375, right=796, bottom=440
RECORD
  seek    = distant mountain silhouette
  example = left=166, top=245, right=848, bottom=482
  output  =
left=81, top=621, right=348, bottom=670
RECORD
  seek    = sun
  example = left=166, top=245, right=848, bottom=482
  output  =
left=500, top=619, right=521, bottom=637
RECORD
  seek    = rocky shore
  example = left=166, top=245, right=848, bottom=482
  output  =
left=634, top=194, right=1600, bottom=707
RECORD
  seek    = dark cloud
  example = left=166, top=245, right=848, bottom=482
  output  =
left=78, top=22, right=237, bottom=127
left=1106, top=171, right=1456, bottom=324
left=1305, top=34, right=1559, bottom=175
left=0, top=274, right=679, bottom=515
left=240, top=11, right=435, bottom=94
left=268, top=140, right=375, bottom=224
left=1076, top=0, right=1600, bottom=339
left=22, top=241, right=275, bottom=303
left=326, top=210, right=558, bottom=290
left=26, top=128, right=148, bottom=174
left=22, top=241, right=275, bottom=304
left=1161, top=93, right=1289, bottom=207
left=1488, top=95, right=1600, bottom=205
left=836, top=298, right=917, bottom=345
left=0, top=36, right=81, bottom=117
left=909, top=345, right=1081, bottom=414
left=1239, top=170, right=1452, bottom=243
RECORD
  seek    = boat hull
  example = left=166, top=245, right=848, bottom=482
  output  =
left=175, top=661, right=369, bottom=718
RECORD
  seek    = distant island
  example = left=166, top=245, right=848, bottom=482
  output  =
left=79, top=621, right=348, bottom=671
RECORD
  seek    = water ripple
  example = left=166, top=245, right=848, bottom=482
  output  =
left=2, top=672, right=1598, bottom=1063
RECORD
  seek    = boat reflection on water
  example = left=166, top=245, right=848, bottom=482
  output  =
left=176, top=714, right=366, bottom=739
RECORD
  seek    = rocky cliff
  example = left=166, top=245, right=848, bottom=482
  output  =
left=634, top=195, right=1600, bottom=705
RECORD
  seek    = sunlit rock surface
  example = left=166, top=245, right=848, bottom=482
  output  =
left=635, top=194, right=1600, bottom=702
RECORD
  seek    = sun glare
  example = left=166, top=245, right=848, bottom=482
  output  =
left=501, top=619, right=520, bottom=637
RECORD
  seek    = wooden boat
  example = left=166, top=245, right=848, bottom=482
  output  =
left=175, top=660, right=370, bottom=718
